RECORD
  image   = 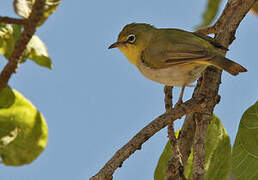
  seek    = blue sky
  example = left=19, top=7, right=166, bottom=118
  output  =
left=0, top=0, right=257, bottom=180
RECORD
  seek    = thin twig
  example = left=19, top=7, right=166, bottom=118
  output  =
left=0, top=0, right=46, bottom=92
left=178, top=113, right=196, bottom=166
left=0, top=16, right=26, bottom=25
left=164, top=86, right=186, bottom=180
left=166, top=120, right=186, bottom=180
left=164, top=86, right=173, bottom=110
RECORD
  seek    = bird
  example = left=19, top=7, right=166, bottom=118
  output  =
left=108, top=23, right=247, bottom=105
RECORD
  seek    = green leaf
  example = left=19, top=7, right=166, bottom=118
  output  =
left=0, top=86, right=15, bottom=108
left=26, top=35, right=52, bottom=69
left=0, top=24, right=22, bottom=59
left=0, top=23, right=52, bottom=69
left=154, top=115, right=231, bottom=180
left=232, top=101, right=258, bottom=180
left=0, top=86, right=48, bottom=166
left=205, top=115, right=231, bottom=180
left=154, top=130, right=180, bottom=180
left=13, top=0, right=60, bottom=27
left=196, top=0, right=222, bottom=29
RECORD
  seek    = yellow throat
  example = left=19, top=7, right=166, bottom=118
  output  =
left=118, top=45, right=143, bottom=65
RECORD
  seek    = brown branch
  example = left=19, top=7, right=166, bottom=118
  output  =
left=90, top=96, right=218, bottom=180
left=0, top=0, right=46, bottom=92
left=164, top=86, right=173, bottom=110
left=190, top=68, right=222, bottom=180
left=164, top=86, right=186, bottom=180
left=166, top=120, right=186, bottom=180
left=190, top=0, right=256, bottom=179
left=0, top=16, right=26, bottom=25
left=178, top=113, right=196, bottom=166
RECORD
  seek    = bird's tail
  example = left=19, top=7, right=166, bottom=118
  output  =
left=210, top=55, right=247, bottom=76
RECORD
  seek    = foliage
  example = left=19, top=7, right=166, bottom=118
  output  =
left=13, top=0, right=61, bottom=26
left=232, top=101, right=258, bottom=180
left=154, top=115, right=231, bottom=180
left=0, top=86, right=48, bottom=166
left=0, top=0, right=60, bottom=166
left=196, top=0, right=222, bottom=29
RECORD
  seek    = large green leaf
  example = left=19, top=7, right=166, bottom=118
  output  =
left=232, top=101, right=258, bottom=180
left=154, top=115, right=231, bottom=180
left=13, top=0, right=60, bottom=27
left=196, top=0, right=222, bottom=29
left=0, top=86, right=48, bottom=166
left=205, top=115, right=231, bottom=180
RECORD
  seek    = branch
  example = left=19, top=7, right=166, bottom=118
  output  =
left=0, top=16, right=26, bottom=25
left=164, top=86, right=186, bottom=180
left=90, top=96, right=218, bottom=180
left=166, top=120, right=185, bottom=180
left=164, top=86, right=173, bottom=110
left=191, top=0, right=256, bottom=179
left=0, top=0, right=46, bottom=92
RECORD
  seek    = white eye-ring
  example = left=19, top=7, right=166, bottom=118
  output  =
left=127, top=34, right=136, bottom=43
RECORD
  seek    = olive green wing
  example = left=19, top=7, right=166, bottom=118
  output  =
left=192, top=32, right=228, bottom=51
left=140, top=33, right=247, bottom=76
left=141, top=39, right=215, bottom=69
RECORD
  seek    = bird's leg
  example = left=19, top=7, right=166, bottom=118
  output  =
left=175, top=85, right=186, bottom=106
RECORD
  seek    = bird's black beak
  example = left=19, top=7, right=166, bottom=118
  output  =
left=108, top=42, right=123, bottom=49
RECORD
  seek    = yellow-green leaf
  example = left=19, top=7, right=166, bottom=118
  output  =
left=0, top=86, right=15, bottom=108
left=154, top=130, right=180, bottom=180
left=232, top=101, right=258, bottom=180
left=0, top=24, right=51, bottom=69
left=196, top=0, right=222, bottom=29
left=26, top=35, right=52, bottom=69
left=0, top=86, right=48, bottom=166
left=205, top=115, right=231, bottom=180
left=154, top=115, right=231, bottom=180
left=0, top=24, right=22, bottom=59
left=13, top=0, right=60, bottom=26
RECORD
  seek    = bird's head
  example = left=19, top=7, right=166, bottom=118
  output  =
left=109, top=23, right=156, bottom=65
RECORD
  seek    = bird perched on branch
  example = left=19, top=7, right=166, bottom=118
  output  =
left=109, top=23, right=247, bottom=105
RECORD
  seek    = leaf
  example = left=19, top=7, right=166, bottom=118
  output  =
left=0, top=24, right=22, bottom=59
left=232, top=101, right=258, bottom=180
left=154, top=130, right=180, bottom=180
left=26, top=35, right=52, bottom=69
left=13, top=0, right=60, bottom=26
left=154, top=115, right=231, bottom=180
left=196, top=0, right=222, bottom=29
left=0, top=24, right=52, bottom=69
left=13, top=0, right=32, bottom=19
left=0, top=86, right=15, bottom=108
left=205, top=115, right=232, bottom=180
left=0, top=86, right=48, bottom=166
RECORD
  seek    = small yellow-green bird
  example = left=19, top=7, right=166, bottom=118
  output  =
left=109, top=23, right=247, bottom=104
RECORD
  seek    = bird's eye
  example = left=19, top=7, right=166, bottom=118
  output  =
left=127, top=34, right=136, bottom=43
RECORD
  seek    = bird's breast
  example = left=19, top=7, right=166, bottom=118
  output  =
left=137, top=60, right=208, bottom=86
